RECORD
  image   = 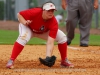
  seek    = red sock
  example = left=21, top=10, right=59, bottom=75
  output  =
left=58, top=42, right=67, bottom=61
left=10, top=42, right=24, bottom=61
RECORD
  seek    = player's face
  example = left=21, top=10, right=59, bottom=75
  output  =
left=44, top=9, right=55, bottom=19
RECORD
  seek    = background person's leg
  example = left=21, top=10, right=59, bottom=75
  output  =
left=79, top=0, right=93, bottom=46
left=66, top=0, right=79, bottom=45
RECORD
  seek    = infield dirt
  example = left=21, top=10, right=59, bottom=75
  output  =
left=0, top=45, right=100, bottom=75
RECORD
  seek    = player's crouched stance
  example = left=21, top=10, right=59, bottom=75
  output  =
left=6, top=1, right=74, bottom=69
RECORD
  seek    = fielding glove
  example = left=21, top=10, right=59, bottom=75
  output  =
left=39, top=55, right=56, bottom=67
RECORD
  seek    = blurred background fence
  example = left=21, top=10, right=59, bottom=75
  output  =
left=0, top=0, right=100, bottom=28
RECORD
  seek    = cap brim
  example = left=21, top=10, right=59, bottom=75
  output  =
left=46, top=8, right=57, bottom=11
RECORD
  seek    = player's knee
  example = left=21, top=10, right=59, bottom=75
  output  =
left=16, top=36, right=31, bottom=46
left=57, top=36, right=67, bottom=44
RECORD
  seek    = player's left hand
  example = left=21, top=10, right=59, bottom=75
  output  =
left=25, top=20, right=32, bottom=26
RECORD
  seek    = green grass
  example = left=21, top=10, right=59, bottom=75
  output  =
left=71, top=34, right=100, bottom=46
left=0, top=30, right=100, bottom=46
left=0, top=30, right=46, bottom=45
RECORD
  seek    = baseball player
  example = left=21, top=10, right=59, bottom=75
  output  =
left=6, top=2, right=74, bottom=68
left=61, top=0, right=98, bottom=47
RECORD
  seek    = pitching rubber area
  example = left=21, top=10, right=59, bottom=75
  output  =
left=0, top=45, right=100, bottom=75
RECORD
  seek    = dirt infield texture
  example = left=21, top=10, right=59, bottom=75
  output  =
left=0, top=21, right=100, bottom=75
left=0, top=45, right=100, bottom=75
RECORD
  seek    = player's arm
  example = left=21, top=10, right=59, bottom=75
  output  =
left=94, top=0, right=98, bottom=9
left=17, top=13, right=32, bottom=26
left=46, top=21, right=58, bottom=57
left=46, top=36, right=55, bottom=57
left=39, top=37, right=56, bottom=67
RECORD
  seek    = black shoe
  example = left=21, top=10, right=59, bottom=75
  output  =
left=67, top=41, right=71, bottom=45
left=80, top=44, right=88, bottom=47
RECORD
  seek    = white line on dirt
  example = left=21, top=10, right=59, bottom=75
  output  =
left=68, top=46, right=80, bottom=50
left=68, top=46, right=100, bottom=54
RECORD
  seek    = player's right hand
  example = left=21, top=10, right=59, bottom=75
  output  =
left=24, top=20, right=32, bottom=26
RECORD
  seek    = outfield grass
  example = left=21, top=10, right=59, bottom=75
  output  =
left=0, top=30, right=46, bottom=45
left=0, top=30, right=100, bottom=46
left=71, top=34, right=100, bottom=46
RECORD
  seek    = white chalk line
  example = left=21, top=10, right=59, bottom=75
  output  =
left=68, top=46, right=100, bottom=55
left=68, top=46, right=80, bottom=50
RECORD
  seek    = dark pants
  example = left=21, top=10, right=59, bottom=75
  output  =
left=66, top=0, right=93, bottom=45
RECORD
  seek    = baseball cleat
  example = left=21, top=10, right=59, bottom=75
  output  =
left=61, top=58, right=74, bottom=68
left=6, top=59, right=14, bottom=69
left=80, top=44, right=88, bottom=47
